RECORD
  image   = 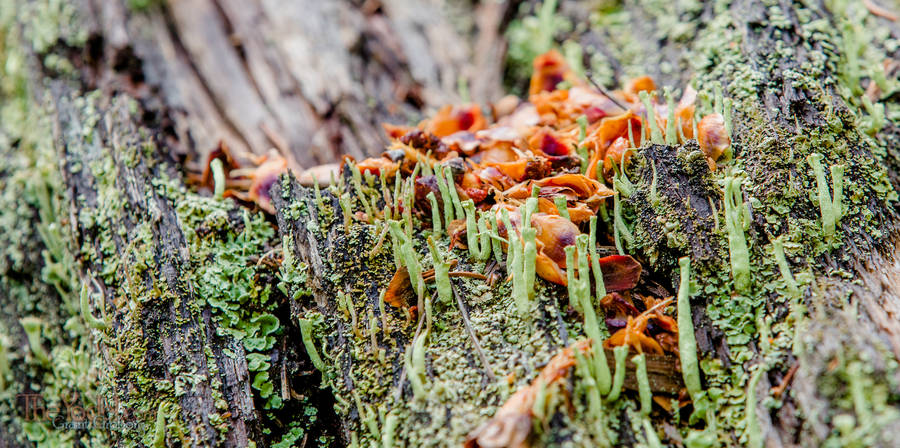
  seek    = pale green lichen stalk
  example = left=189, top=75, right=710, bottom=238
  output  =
left=744, top=365, right=766, bottom=448
left=554, top=195, right=570, bottom=219
left=427, top=236, right=453, bottom=306
left=499, top=208, right=526, bottom=315
left=299, top=317, right=326, bottom=372
left=639, top=91, right=663, bottom=144
left=676, top=257, right=710, bottom=424
left=606, top=345, right=628, bottom=403
left=565, top=238, right=611, bottom=395
left=0, top=335, right=7, bottom=391
left=577, top=115, right=590, bottom=173
left=389, top=221, right=426, bottom=324
left=519, top=198, right=539, bottom=305
left=664, top=87, right=678, bottom=145
left=152, top=401, right=168, bottom=448
left=79, top=280, right=109, bottom=330
left=405, top=329, right=429, bottom=400
left=210, top=158, right=225, bottom=199
left=723, top=176, right=752, bottom=294
left=574, top=349, right=610, bottom=447
left=435, top=165, right=456, bottom=226
left=427, top=192, right=442, bottom=236
left=613, top=191, right=633, bottom=255
left=19, top=317, right=49, bottom=366
left=633, top=353, right=651, bottom=416
left=588, top=216, right=606, bottom=299
left=340, top=192, right=353, bottom=234
left=439, top=164, right=464, bottom=221
left=381, top=412, right=399, bottom=448
left=772, top=235, right=800, bottom=297
left=807, top=153, right=845, bottom=242
left=462, top=200, right=491, bottom=261
left=488, top=220, right=505, bottom=264
left=349, top=162, right=375, bottom=219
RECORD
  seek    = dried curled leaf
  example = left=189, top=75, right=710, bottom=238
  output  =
left=465, top=339, right=592, bottom=448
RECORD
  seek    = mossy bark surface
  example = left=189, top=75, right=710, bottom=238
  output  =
left=3, top=0, right=900, bottom=447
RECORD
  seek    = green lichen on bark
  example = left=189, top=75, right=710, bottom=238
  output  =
left=576, top=0, right=900, bottom=444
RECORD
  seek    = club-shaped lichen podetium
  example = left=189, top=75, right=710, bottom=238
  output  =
left=771, top=235, right=800, bottom=298
left=339, top=192, right=353, bottom=234
left=588, top=216, right=606, bottom=299
left=574, top=347, right=610, bottom=446
left=435, top=165, right=456, bottom=226
left=389, top=221, right=426, bottom=326
left=520, top=197, right=539, bottom=302
left=299, top=317, right=325, bottom=372
left=461, top=200, right=491, bottom=261
left=807, top=153, right=845, bottom=243
left=500, top=207, right=527, bottom=316
left=405, top=327, right=429, bottom=400
left=427, top=236, right=453, bottom=306
left=639, top=90, right=664, bottom=145
left=605, top=345, right=628, bottom=403
left=676, top=256, right=711, bottom=424
left=19, top=316, right=49, bottom=366
left=744, top=364, right=766, bottom=448
left=153, top=401, right=168, bottom=448
left=441, top=164, right=465, bottom=221
left=664, top=87, right=678, bottom=146
left=554, top=195, right=571, bottom=219
left=633, top=353, right=651, bottom=416
left=348, top=162, right=374, bottom=219
left=210, top=157, right=225, bottom=199
left=565, top=239, right=611, bottom=395
left=577, top=115, right=590, bottom=174
left=80, top=281, right=109, bottom=331
left=566, top=245, right=582, bottom=313
left=723, top=176, right=751, bottom=294
left=427, top=192, right=442, bottom=236
left=488, top=217, right=506, bottom=264
left=613, top=191, right=633, bottom=255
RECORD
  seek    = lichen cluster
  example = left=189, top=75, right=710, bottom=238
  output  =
left=2, top=0, right=900, bottom=447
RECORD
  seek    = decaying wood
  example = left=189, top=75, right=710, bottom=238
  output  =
left=90, top=0, right=522, bottom=168
left=271, top=177, right=684, bottom=445
left=4, top=0, right=900, bottom=447
left=2, top=0, right=526, bottom=446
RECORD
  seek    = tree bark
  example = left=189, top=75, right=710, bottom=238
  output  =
left=3, top=0, right=900, bottom=447
left=1, top=0, right=522, bottom=447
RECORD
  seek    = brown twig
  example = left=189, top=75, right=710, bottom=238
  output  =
left=586, top=71, right=630, bottom=111
left=771, top=363, right=799, bottom=398
left=451, top=281, right=497, bottom=382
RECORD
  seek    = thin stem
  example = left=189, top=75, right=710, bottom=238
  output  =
left=427, top=192, right=442, bottom=236
left=339, top=193, right=353, bottom=234
left=554, top=195, right=571, bottom=220
left=633, top=353, right=651, bottom=416
left=606, top=345, right=628, bottom=402
left=450, top=281, right=497, bottom=382
left=589, top=216, right=606, bottom=299
left=723, top=177, right=751, bottom=293
left=639, top=91, right=663, bottom=144
left=462, top=200, right=490, bottom=261
left=677, top=257, right=702, bottom=397
left=664, top=87, right=677, bottom=145
left=210, top=158, right=225, bottom=198
left=772, top=236, right=800, bottom=297
left=299, top=318, right=326, bottom=371
left=80, top=281, right=109, bottom=330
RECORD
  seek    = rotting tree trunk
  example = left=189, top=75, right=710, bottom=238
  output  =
left=0, top=0, right=524, bottom=447
left=3, top=0, right=900, bottom=448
